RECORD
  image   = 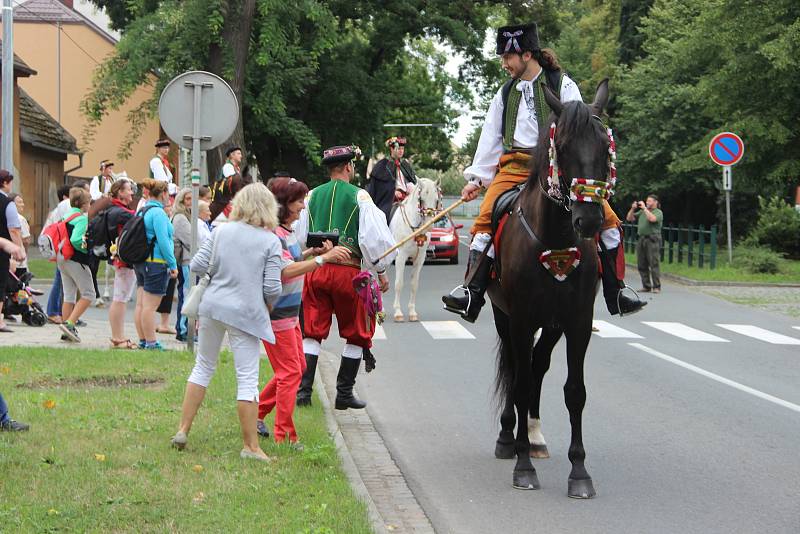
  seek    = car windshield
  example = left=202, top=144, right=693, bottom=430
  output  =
left=433, top=215, right=451, bottom=229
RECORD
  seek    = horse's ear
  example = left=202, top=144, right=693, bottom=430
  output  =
left=591, top=78, right=609, bottom=115
left=435, top=178, right=442, bottom=188
left=543, top=84, right=563, bottom=116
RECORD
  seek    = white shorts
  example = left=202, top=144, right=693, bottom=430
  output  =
left=113, top=266, right=137, bottom=303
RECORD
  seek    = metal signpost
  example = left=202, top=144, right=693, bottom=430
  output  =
left=159, top=71, right=238, bottom=351
left=709, top=132, right=744, bottom=263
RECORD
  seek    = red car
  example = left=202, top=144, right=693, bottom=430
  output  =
left=426, top=215, right=463, bottom=264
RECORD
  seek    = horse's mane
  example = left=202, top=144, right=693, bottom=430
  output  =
left=528, top=101, right=601, bottom=187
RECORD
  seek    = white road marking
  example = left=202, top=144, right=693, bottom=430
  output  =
left=642, top=321, right=729, bottom=342
left=421, top=321, right=476, bottom=339
left=591, top=320, right=643, bottom=339
left=373, top=324, right=386, bottom=340
left=794, top=327, right=800, bottom=333
left=716, top=324, right=800, bottom=345
left=629, top=343, right=800, bottom=414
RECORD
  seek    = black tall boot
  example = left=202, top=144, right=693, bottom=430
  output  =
left=600, top=246, right=646, bottom=316
left=296, top=353, right=318, bottom=407
left=442, top=249, right=492, bottom=323
left=335, top=357, right=367, bottom=410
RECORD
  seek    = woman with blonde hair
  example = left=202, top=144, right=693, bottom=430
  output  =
left=171, top=182, right=283, bottom=461
left=171, top=187, right=193, bottom=341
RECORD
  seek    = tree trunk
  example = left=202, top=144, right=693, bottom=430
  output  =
left=206, top=0, right=256, bottom=181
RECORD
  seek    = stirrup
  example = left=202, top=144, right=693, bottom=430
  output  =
left=617, top=285, right=644, bottom=317
left=442, top=284, right=472, bottom=317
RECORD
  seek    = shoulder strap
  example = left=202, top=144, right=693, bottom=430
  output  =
left=64, top=212, right=82, bottom=224
left=499, top=79, right=515, bottom=145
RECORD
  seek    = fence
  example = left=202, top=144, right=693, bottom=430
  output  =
left=621, top=223, right=718, bottom=269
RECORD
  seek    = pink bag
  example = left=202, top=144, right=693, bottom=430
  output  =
left=352, top=270, right=383, bottom=332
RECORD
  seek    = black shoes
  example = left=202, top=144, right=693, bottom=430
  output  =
left=606, top=291, right=647, bottom=316
left=442, top=249, right=492, bottom=323
left=296, top=353, right=318, bottom=407
left=0, top=419, right=29, bottom=431
left=335, top=357, right=366, bottom=410
left=256, top=420, right=270, bottom=438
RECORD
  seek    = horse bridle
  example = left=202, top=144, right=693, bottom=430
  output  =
left=541, top=116, right=617, bottom=212
left=401, top=183, right=443, bottom=231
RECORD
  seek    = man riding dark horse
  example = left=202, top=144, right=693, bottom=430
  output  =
left=442, top=22, right=645, bottom=323
left=366, top=136, right=417, bottom=223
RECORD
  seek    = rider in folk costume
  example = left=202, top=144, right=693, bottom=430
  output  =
left=296, top=145, right=396, bottom=410
left=366, top=136, right=418, bottom=223
left=210, top=146, right=245, bottom=222
left=149, top=139, right=177, bottom=197
left=442, top=22, right=645, bottom=322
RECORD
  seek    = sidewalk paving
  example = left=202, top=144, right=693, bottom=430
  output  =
left=0, top=320, right=186, bottom=350
left=695, top=285, right=800, bottom=318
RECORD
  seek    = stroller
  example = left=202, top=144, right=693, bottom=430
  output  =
left=3, top=270, right=47, bottom=327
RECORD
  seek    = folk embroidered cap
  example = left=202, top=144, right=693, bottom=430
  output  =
left=322, top=145, right=362, bottom=166
left=154, top=139, right=171, bottom=148
left=385, top=136, right=407, bottom=148
left=496, top=23, right=540, bottom=55
left=225, top=146, right=242, bottom=157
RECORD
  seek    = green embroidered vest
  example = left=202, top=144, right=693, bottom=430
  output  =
left=307, top=180, right=361, bottom=256
left=502, top=71, right=563, bottom=151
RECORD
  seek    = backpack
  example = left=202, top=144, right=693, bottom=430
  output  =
left=37, top=212, right=82, bottom=262
left=86, top=209, right=114, bottom=260
left=116, top=206, right=155, bottom=265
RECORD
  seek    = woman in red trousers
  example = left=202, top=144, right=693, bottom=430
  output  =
left=257, top=177, right=350, bottom=447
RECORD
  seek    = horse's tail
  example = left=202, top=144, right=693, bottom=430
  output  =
left=493, top=310, right=516, bottom=414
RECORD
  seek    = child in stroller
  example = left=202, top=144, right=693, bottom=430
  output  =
left=3, top=269, right=47, bottom=327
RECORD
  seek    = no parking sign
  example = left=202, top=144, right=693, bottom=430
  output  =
left=709, top=132, right=744, bottom=263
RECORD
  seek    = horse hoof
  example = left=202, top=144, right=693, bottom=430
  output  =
left=567, top=478, right=596, bottom=499
left=512, top=470, right=540, bottom=490
left=408, top=314, right=419, bottom=322
left=494, top=441, right=515, bottom=459
left=394, top=314, right=405, bottom=322
left=530, top=444, right=550, bottom=459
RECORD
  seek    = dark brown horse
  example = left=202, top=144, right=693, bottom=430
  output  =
left=488, top=80, right=611, bottom=498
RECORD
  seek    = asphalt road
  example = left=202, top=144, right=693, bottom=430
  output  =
left=324, top=240, right=800, bottom=533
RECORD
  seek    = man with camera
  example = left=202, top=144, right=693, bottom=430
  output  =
left=627, top=195, right=663, bottom=293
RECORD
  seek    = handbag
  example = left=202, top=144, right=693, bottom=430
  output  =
left=182, top=235, right=218, bottom=320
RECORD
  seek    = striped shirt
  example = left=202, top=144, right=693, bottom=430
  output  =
left=270, top=225, right=304, bottom=331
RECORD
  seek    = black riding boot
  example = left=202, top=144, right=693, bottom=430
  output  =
left=442, top=249, right=492, bottom=323
left=335, top=357, right=367, bottom=410
left=296, top=353, right=318, bottom=407
left=600, top=246, right=647, bottom=316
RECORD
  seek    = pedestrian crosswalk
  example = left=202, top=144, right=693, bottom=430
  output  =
left=370, top=319, right=800, bottom=346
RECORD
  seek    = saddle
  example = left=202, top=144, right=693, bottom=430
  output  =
left=487, top=183, right=526, bottom=279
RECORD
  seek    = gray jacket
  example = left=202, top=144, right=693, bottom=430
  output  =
left=190, top=221, right=283, bottom=342
left=172, top=213, right=191, bottom=266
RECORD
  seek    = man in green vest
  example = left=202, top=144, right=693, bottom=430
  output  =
left=295, top=145, right=396, bottom=410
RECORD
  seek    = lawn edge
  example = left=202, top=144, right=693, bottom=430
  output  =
left=316, top=351, right=389, bottom=534
left=624, top=263, right=800, bottom=288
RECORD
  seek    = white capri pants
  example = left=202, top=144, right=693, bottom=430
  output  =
left=187, top=317, right=261, bottom=402
left=57, top=258, right=96, bottom=304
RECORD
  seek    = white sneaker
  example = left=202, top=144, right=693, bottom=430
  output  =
left=93, top=298, right=106, bottom=309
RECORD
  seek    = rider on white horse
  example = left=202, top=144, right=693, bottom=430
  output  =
left=366, top=136, right=418, bottom=223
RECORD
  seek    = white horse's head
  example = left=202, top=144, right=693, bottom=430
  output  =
left=413, top=177, right=442, bottom=219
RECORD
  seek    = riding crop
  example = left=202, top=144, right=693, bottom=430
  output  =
left=376, top=198, right=466, bottom=261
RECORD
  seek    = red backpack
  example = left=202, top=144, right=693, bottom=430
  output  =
left=37, top=212, right=82, bottom=262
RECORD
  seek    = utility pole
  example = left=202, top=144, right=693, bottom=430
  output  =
left=2, top=0, right=14, bottom=176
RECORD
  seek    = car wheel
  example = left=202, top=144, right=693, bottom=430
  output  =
left=450, top=254, right=459, bottom=265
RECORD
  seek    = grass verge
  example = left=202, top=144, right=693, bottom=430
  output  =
left=624, top=251, right=800, bottom=284
left=0, top=347, right=371, bottom=533
left=26, top=258, right=56, bottom=281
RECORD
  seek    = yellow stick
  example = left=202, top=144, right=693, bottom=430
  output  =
left=377, top=198, right=467, bottom=261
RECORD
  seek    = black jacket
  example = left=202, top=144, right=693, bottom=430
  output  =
left=366, top=158, right=416, bottom=223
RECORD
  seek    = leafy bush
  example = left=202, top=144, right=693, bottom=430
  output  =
left=415, top=167, right=465, bottom=196
left=734, top=246, right=782, bottom=274
left=747, top=196, right=800, bottom=257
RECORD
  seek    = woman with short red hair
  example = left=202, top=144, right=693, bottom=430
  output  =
left=256, top=177, right=350, bottom=447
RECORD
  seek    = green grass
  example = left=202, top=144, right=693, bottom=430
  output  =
left=0, top=347, right=371, bottom=533
left=26, top=258, right=56, bottom=280
left=624, top=251, right=800, bottom=283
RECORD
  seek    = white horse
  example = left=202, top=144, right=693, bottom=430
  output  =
left=389, top=177, right=441, bottom=322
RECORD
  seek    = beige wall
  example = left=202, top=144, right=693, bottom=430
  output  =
left=2, top=21, right=160, bottom=181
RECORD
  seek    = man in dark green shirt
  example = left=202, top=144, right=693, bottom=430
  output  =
left=626, top=194, right=664, bottom=293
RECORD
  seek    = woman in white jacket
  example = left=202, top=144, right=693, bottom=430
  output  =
left=171, top=183, right=283, bottom=461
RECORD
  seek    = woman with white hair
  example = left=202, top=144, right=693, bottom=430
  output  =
left=171, top=188, right=193, bottom=341
left=171, top=182, right=283, bottom=461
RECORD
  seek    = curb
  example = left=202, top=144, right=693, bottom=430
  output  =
left=316, top=351, right=389, bottom=534
left=316, top=350, right=435, bottom=534
left=624, top=263, right=800, bottom=288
